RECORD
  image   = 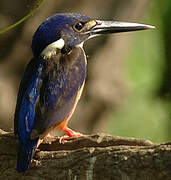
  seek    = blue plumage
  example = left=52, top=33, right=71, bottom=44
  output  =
left=33, top=47, right=86, bottom=135
left=14, top=58, right=44, bottom=172
left=31, top=13, right=90, bottom=57
left=14, top=13, right=154, bottom=173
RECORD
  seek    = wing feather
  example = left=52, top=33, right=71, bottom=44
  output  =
left=14, top=58, right=44, bottom=172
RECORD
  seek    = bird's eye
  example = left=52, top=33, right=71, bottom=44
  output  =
left=74, top=22, right=85, bottom=32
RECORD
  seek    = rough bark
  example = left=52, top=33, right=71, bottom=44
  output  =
left=1, top=130, right=171, bottom=180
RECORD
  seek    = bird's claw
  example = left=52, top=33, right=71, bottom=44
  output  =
left=59, top=131, right=83, bottom=144
left=59, top=135, right=70, bottom=144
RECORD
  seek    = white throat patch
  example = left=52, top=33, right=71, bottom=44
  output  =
left=41, top=38, right=65, bottom=59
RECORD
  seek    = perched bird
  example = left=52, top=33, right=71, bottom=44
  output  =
left=14, top=13, right=154, bottom=173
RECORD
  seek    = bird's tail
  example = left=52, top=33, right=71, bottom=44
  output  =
left=17, top=138, right=39, bottom=173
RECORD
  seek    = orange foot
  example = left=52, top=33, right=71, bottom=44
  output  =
left=59, top=127, right=83, bottom=143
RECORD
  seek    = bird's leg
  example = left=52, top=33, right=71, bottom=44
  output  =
left=59, top=127, right=83, bottom=143
left=57, top=83, right=85, bottom=143
left=64, top=127, right=83, bottom=136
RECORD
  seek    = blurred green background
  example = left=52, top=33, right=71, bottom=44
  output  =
left=109, top=1, right=171, bottom=143
left=0, top=0, right=171, bottom=143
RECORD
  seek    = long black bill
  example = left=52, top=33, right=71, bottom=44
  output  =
left=90, top=20, right=155, bottom=35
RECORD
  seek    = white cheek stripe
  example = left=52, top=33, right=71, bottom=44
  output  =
left=41, top=38, right=65, bottom=59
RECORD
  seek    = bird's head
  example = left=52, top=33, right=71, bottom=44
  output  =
left=31, top=13, right=155, bottom=59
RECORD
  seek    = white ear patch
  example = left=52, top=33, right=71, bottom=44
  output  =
left=41, top=38, right=65, bottom=59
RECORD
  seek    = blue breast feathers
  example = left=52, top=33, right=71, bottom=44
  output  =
left=33, top=47, right=87, bottom=134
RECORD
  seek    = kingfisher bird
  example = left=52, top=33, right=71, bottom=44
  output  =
left=14, top=13, right=154, bottom=172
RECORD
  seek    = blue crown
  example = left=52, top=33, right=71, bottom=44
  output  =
left=31, top=13, right=90, bottom=57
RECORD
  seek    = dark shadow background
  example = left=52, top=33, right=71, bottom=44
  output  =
left=0, top=0, right=170, bottom=143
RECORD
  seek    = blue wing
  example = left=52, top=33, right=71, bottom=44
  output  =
left=14, top=58, right=44, bottom=173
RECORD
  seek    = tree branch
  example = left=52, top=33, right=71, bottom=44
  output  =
left=1, top=130, right=171, bottom=179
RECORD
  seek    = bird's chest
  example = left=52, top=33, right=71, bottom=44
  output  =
left=40, top=48, right=86, bottom=110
